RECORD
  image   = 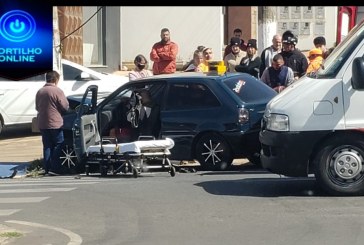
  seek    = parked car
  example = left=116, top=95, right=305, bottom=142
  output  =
left=0, top=58, right=128, bottom=135
left=61, top=72, right=277, bottom=173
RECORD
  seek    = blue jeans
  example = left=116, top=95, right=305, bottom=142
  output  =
left=40, top=128, right=64, bottom=174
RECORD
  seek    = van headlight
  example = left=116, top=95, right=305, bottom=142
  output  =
left=266, top=113, right=289, bottom=131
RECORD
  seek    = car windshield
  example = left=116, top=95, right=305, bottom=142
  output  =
left=315, top=20, right=364, bottom=78
left=223, top=74, right=276, bottom=103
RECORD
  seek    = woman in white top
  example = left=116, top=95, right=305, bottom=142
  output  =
left=129, top=54, right=153, bottom=81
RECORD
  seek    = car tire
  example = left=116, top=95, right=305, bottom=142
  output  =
left=59, top=143, right=84, bottom=174
left=195, top=133, right=233, bottom=171
left=314, top=134, right=364, bottom=196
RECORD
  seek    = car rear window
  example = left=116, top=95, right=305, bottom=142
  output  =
left=223, top=74, right=276, bottom=103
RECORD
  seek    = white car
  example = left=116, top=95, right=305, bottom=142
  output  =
left=0, top=59, right=129, bottom=135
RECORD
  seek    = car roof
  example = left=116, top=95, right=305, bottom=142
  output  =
left=133, top=72, right=246, bottom=82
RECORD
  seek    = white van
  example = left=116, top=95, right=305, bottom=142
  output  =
left=259, top=20, right=364, bottom=196
left=0, top=59, right=128, bottom=135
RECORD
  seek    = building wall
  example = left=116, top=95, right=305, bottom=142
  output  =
left=226, top=7, right=255, bottom=44
left=58, top=6, right=83, bottom=64
left=120, top=7, right=224, bottom=68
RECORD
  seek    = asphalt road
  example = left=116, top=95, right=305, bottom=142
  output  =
left=2, top=168, right=364, bottom=245
left=2, top=128, right=364, bottom=245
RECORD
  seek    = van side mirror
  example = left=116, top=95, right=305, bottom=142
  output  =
left=351, top=57, right=364, bottom=90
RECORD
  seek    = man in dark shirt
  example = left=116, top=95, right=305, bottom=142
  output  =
left=280, top=30, right=308, bottom=80
left=35, top=70, right=69, bottom=175
left=235, top=39, right=261, bottom=78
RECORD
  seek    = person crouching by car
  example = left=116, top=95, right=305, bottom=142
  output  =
left=260, top=54, right=295, bottom=93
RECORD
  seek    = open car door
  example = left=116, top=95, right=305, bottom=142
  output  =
left=73, top=85, right=100, bottom=161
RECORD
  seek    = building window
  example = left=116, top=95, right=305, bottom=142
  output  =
left=82, top=6, right=105, bottom=66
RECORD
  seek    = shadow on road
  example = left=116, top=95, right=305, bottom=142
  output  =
left=194, top=176, right=329, bottom=197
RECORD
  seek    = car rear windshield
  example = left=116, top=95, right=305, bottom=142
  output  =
left=223, top=74, right=276, bottom=103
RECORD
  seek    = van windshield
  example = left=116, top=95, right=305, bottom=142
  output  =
left=316, top=20, right=364, bottom=78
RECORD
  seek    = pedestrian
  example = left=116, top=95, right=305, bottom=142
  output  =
left=235, top=39, right=261, bottom=78
left=280, top=30, right=308, bottom=80
left=224, top=37, right=246, bottom=72
left=35, top=70, right=69, bottom=176
left=260, top=53, right=295, bottom=93
left=313, top=36, right=329, bottom=59
left=223, top=28, right=247, bottom=59
left=306, top=48, right=323, bottom=74
left=182, top=45, right=205, bottom=71
left=200, top=47, right=214, bottom=72
left=259, top=34, right=282, bottom=76
left=150, top=27, right=179, bottom=75
left=184, top=49, right=204, bottom=72
left=129, top=54, right=153, bottom=81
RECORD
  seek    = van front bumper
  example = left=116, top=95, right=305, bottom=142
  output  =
left=259, top=129, right=329, bottom=177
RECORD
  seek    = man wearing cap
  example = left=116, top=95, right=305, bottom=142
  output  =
left=280, top=30, right=308, bottom=80
left=223, top=28, right=247, bottom=59
left=306, top=48, right=323, bottom=74
left=224, top=37, right=246, bottom=72
left=235, top=39, right=261, bottom=78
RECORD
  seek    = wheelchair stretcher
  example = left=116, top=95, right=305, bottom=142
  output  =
left=85, top=137, right=176, bottom=178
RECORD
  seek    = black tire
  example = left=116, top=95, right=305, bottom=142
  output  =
left=100, top=162, right=108, bottom=177
left=195, top=133, right=233, bottom=171
left=0, top=120, right=3, bottom=135
left=314, top=134, right=364, bottom=196
left=170, top=166, right=176, bottom=177
left=59, top=143, right=84, bottom=174
left=132, top=168, right=138, bottom=178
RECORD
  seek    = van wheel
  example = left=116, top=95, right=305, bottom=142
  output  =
left=314, top=134, right=364, bottom=196
left=195, top=133, right=233, bottom=171
left=0, top=120, right=3, bottom=135
left=60, top=143, right=81, bottom=174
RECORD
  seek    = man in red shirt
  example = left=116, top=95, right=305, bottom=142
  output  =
left=150, top=28, right=179, bottom=75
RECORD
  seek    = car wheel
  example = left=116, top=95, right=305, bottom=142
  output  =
left=314, top=134, right=364, bottom=196
left=195, top=133, right=233, bottom=171
left=59, top=143, right=82, bottom=174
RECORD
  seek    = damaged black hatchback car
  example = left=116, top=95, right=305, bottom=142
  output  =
left=61, top=72, right=276, bottom=173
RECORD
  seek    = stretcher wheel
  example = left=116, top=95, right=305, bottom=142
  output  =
left=132, top=168, right=138, bottom=178
left=170, top=166, right=176, bottom=177
left=85, top=165, right=90, bottom=176
left=100, top=164, right=108, bottom=177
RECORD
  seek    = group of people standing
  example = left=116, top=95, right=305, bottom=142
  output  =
left=224, top=28, right=332, bottom=93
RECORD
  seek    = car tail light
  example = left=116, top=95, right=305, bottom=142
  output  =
left=238, top=108, right=249, bottom=123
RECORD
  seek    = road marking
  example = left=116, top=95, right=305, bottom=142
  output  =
left=0, top=182, right=99, bottom=187
left=6, top=220, right=83, bottom=245
left=0, top=197, right=49, bottom=203
left=0, top=209, right=21, bottom=216
left=0, top=187, right=76, bottom=193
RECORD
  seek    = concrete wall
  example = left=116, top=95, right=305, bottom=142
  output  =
left=120, top=7, right=224, bottom=67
